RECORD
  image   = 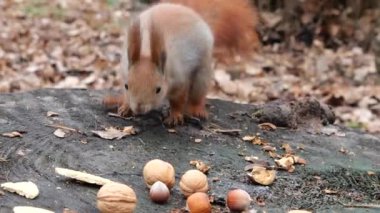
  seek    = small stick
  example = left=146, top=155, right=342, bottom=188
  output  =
left=338, top=201, right=380, bottom=209
left=107, top=112, right=133, bottom=120
left=45, top=124, right=77, bottom=132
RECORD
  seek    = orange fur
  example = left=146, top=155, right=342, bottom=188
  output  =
left=128, top=19, right=141, bottom=64
left=162, top=0, right=260, bottom=62
left=102, top=94, right=124, bottom=108
left=107, top=3, right=215, bottom=126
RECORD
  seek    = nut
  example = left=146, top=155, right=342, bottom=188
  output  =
left=149, top=181, right=170, bottom=204
left=179, top=169, right=209, bottom=197
left=226, top=189, right=252, bottom=212
left=97, top=182, right=137, bottom=213
left=186, top=192, right=211, bottom=213
left=143, top=159, right=175, bottom=189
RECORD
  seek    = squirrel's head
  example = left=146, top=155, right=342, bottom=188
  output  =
left=124, top=57, right=168, bottom=115
left=122, top=17, right=168, bottom=115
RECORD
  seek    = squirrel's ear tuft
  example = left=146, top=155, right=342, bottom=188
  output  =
left=150, top=22, right=165, bottom=72
left=128, top=19, right=141, bottom=64
left=158, top=51, right=166, bottom=73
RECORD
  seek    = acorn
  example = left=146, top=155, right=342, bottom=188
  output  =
left=179, top=169, right=209, bottom=197
left=149, top=181, right=170, bottom=204
left=226, top=189, right=252, bottom=212
left=186, top=192, right=211, bottom=213
left=143, top=159, right=175, bottom=189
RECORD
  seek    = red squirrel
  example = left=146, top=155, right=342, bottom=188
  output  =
left=104, top=1, right=259, bottom=126
left=162, top=0, right=260, bottom=62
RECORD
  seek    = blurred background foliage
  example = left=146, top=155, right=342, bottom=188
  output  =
left=0, top=0, right=379, bottom=133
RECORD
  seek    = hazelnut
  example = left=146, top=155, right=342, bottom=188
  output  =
left=226, top=189, right=252, bottom=212
left=179, top=169, right=209, bottom=197
left=143, top=159, right=175, bottom=189
left=186, top=192, right=211, bottom=213
left=97, top=182, right=137, bottom=213
left=149, top=181, right=170, bottom=204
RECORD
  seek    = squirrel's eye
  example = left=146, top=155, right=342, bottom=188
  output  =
left=156, top=87, right=161, bottom=94
left=124, top=84, right=128, bottom=90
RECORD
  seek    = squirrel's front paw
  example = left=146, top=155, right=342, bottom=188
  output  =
left=186, top=103, right=208, bottom=120
left=118, top=104, right=133, bottom=117
left=164, top=112, right=184, bottom=126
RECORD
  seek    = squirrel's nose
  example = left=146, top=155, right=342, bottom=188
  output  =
left=135, top=104, right=143, bottom=114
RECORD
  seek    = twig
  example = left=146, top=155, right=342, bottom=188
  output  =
left=45, top=124, right=77, bottom=132
left=213, top=128, right=242, bottom=135
left=107, top=112, right=133, bottom=120
left=338, top=201, right=380, bottom=209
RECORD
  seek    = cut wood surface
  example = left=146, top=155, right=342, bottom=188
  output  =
left=0, top=89, right=378, bottom=212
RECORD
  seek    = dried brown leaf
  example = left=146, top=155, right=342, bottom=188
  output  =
left=258, top=122, right=277, bottom=131
left=262, top=145, right=276, bottom=152
left=54, top=129, right=66, bottom=138
left=247, top=165, right=276, bottom=185
left=167, top=129, right=176, bottom=133
left=1, top=131, right=23, bottom=138
left=92, top=126, right=136, bottom=140
left=46, top=111, right=59, bottom=117
left=194, top=138, right=202, bottom=143
left=281, top=143, right=293, bottom=154
left=275, top=156, right=295, bottom=172
left=189, top=160, right=210, bottom=173
left=323, top=189, right=338, bottom=195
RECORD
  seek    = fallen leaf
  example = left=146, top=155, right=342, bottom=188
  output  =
left=54, top=129, right=66, bottom=138
left=1, top=131, right=23, bottom=138
left=46, top=111, right=59, bottom=117
left=242, top=135, right=256, bottom=141
left=258, top=122, right=277, bottom=131
left=189, top=160, right=211, bottom=173
left=262, top=145, right=276, bottom=152
left=92, top=126, right=136, bottom=140
left=243, top=135, right=267, bottom=145
left=244, top=156, right=259, bottom=162
left=247, top=165, right=276, bottom=185
left=13, top=206, right=54, bottom=213
left=1, top=181, right=39, bottom=199
left=167, top=129, right=176, bottom=133
left=339, top=147, right=349, bottom=154
left=293, top=156, right=307, bottom=164
left=55, top=167, right=112, bottom=185
left=275, top=156, right=296, bottom=172
left=281, top=143, right=293, bottom=154
left=122, top=126, right=136, bottom=134
left=268, top=151, right=281, bottom=159
left=367, top=171, right=375, bottom=176
left=323, top=189, right=338, bottom=194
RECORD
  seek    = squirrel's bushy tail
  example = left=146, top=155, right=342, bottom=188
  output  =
left=162, top=0, right=260, bottom=62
